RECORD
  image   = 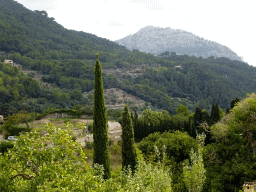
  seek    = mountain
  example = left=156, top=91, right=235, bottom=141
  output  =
left=115, top=26, right=243, bottom=62
left=1, top=0, right=256, bottom=118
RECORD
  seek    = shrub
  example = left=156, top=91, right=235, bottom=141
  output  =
left=117, top=140, right=122, bottom=146
left=71, top=136, right=77, bottom=142
left=117, top=159, right=172, bottom=191
left=87, top=122, right=93, bottom=133
left=4, top=126, right=31, bottom=139
left=109, top=138, right=114, bottom=146
left=138, top=130, right=198, bottom=164
left=111, top=142, right=120, bottom=154
left=85, top=141, right=93, bottom=149
left=0, top=141, right=14, bottom=154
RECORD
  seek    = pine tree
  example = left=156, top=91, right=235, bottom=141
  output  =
left=93, top=53, right=111, bottom=179
left=121, top=105, right=138, bottom=173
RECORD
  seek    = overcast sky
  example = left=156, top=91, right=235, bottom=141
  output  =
left=16, top=0, right=255, bottom=67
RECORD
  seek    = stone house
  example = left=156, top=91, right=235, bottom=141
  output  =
left=4, top=59, right=14, bottom=65
left=243, top=181, right=256, bottom=192
left=0, top=115, right=4, bottom=122
left=174, top=65, right=183, bottom=70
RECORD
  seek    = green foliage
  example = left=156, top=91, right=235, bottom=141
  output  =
left=0, top=121, right=174, bottom=191
left=176, top=104, right=189, bottom=116
left=3, top=125, right=31, bottom=139
left=138, top=131, right=198, bottom=164
left=202, top=93, right=256, bottom=191
left=85, top=141, right=94, bottom=149
left=93, top=54, right=111, bottom=179
left=138, top=131, right=198, bottom=190
left=0, top=141, right=14, bottom=154
left=107, top=108, right=123, bottom=120
left=0, top=123, right=95, bottom=191
left=87, top=122, right=94, bottom=133
left=117, top=159, right=172, bottom=192
left=210, top=103, right=220, bottom=125
left=36, top=107, right=93, bottom=120
left=141, top=108, right=166, bottom=126
left=109, top=138, right=114, bottom=146
left=121, top=105, right=138, bottom=173
left=226, top=97, right=241, bottom=115
left=183, top=133, right=206, bottom=192
left=2, top=110, right=33, bottom=138
left=111, top=142, right=120, bottom=154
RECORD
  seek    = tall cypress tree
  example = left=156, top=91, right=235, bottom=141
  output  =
left=93, top=53, right=111, bottom=179
left=210, top=103, right=220, bottom=126
left=201, top=109, right=212, bottom=145
left=133, top=110, right=138, bottom=141
left=121, top=105, right=138, bottom=173
left=194, top=107, right=203, bottom=136
left=131, top=111, right=134, bottom=125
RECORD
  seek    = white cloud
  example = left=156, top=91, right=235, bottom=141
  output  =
left=16, top=0, right=59, bottom=11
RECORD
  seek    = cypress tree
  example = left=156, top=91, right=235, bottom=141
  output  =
left=131, top=111, right=134, bottom=125
left=93, top=53, right=111, bottom=179
left=133, top=110, right=138, bottom=141
left=194, top=107, right=203, bottom=136
left=210, top=103, right=220, bottom=125
left=201, top=110, right=212, bottom=145
left=121, top=105, right=138, bottom=173
left=226, top=98, right=241, bottom=115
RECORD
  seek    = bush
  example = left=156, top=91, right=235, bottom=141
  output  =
left=71, top=136, right=76, bottom=142
left=85, top=141, right=93, bottom=149
left=0, top=141, right=14, bottom=154
left=111, top=142, right=120, bottom=154
left=4, top=126, right=31, bottom=139
left=138, top=130, right=198, bottom=191
left=109, top=138, right=114, bottom=146
left=117, top=140, right=122, bottom=146
left=117, top=117, right=122, bottom=125
left=87, top=122, right=93, bottom=133
left=138, top=130, right=198, bottom=164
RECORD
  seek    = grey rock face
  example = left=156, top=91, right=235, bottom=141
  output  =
left=115, top=26, right=243, bottom=61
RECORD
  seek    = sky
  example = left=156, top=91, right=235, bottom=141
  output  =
left=15, top=0, right=256, bottom=67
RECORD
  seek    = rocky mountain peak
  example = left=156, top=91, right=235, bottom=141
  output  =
left=115, top=26, right=243, bottom=62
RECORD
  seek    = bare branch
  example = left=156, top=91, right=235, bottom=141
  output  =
left=10, top=173, right=34, bottom=180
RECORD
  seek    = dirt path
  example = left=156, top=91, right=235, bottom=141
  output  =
left=75, top=121, right=122, bottom=147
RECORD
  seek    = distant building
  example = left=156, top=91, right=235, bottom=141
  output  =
left=0, top=115, right=4, bottom=122
left=4, top=59, right=14, bottom=65
left=174, top=65, right=183, bottom=70
left=243, top=180, right=256, bottom=192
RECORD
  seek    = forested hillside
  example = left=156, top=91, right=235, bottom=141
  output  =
left=0, top=0, right=256, bottom=119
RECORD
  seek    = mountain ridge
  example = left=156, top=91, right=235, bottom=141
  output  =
left=115, top=25, right=243, bottom=62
